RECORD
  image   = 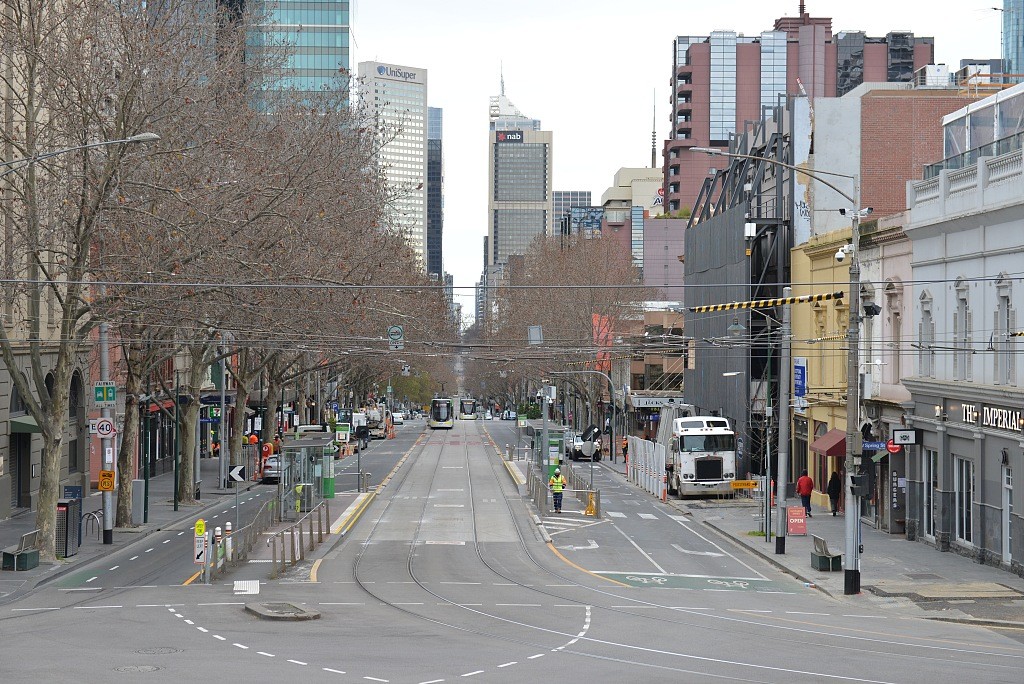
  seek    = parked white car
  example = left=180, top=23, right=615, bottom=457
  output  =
left=392, top=411, right=405, bottom=425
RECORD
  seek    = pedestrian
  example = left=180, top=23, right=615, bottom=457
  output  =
left=827, top=471, right=841, bottom=516
left=621, top=436, right=628, bottom=464
left=796, top=469, right=814, bottom=517
left=549, top=467, right=568, bottom=514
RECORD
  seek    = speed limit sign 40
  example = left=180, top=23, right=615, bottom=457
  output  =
left=95, top=418, right=116, bottom=438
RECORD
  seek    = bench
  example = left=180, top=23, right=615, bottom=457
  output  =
left=810, top=534, right=842, bottom=571
left=2, top=529, right=41, bottom=571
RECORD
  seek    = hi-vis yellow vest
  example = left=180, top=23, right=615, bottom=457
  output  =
left=549, top=475, right=566, bottom=492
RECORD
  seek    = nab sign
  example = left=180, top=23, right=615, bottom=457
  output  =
left=495, top=130, right=523, bottom=143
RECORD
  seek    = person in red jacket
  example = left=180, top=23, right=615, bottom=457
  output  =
left=796, top=470, right=814, bottom=517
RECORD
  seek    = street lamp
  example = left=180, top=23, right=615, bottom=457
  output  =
left=694, top=146, right=867, bottom=592
left=0, top=132, right=161, bottom=180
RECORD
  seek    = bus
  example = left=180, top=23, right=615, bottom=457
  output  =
left=666, top=416, right=737, bottom=497
left=459, top=398, right=477, bottom=420
left=428, top=398, right=454, bottom=429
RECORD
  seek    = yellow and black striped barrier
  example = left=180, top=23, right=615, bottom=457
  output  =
left=688, top=290, right=844, bottom=313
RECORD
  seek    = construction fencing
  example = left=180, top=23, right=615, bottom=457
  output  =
left=626, top=436, right=667, bottom=502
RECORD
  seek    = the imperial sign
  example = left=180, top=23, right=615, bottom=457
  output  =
left=961, top=402, right=1024, bottom=432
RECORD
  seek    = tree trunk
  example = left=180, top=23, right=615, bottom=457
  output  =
left=265, top=370, right=280, bottom=441
left=115, top=364, right=142, bottom=527
left=231, top=384, right=250, bottom=470
left=176, top=350, right=207, bottom=504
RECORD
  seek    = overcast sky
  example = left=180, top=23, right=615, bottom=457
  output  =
left=353, top=1, right=1003, bottom=322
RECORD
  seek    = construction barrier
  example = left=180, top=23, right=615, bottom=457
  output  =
left=626, top=436, right=667, bottom=501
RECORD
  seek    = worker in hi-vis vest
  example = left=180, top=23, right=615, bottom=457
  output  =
left=548, top=468, right=568, bottom=514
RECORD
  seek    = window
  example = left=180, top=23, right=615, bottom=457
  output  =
left=812, top=422, right=828, bottom=492
left=919, top=291, right=935, bottom=378
left=923, top=448, right=937, bottom=538
left=955, top=456, right=974, bottom=544
left=995, top=275, right=1016, bottom=386
left=885, top=279, right=903, bottom=382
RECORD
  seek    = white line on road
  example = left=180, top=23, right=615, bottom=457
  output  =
left=73, top=605, right=122, bottom=609
left=786, top=611, right=829, bottom=616
left=319, top=602, right=365, bottom=606
left=496, top=604, right=541, bottom=607
left=60, top=588, right=102, bottom=592
left=178, top=531, right=185, bottom=536
left=197, top=627, right=208, bottom=633
left=461, top=672, right=484, bottom=677
left=108, top=566, right=119, bottom=571
left=419, top=679, right=445, bottom=684
left=213, top=635, right=226, bottom=640
left=364, top=678, right=389, bottom=683
left=145, top=548, right=154, bottom=553
left=287, top=660, right=307, bottom=666
left=257, top=651, right=275, bottom=657
left=610, top=524, right=666, bottom=574
left=197, top=602, right=246, bottom=606
left=162, top=539, right=171, bottom=544
left=184, top=619, right=194, bottom=624
left=527, top=654, right=544, bottom=659
left=497, top=662, right=516, bottom=668
left=729, top=609, right=771, bottom=613
left=440, top=581, right=480, bottom=585
left=233, top=643, right=249, bottom=649
left=638, top=513, right=658, bottom=519
left=129, top=556, right=139, bottom=561
left=12, top=607, right=60, bottom=611
left=86, top=576, right=98, bottom=583
left=607, top=511, right=626, bottom=518
left=323, top=668, right=345, bottom=674
left=174, top=613, right=183, bottom=618
left=668, top=517, right=768, bottom=580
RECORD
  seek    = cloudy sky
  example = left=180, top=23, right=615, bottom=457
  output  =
left=353, top=1, right=1003, bottom=322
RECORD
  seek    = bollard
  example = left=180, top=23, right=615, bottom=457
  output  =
left=225, top=522, right=233, bottom=563
left=270, top=536, right=278, bottom=579
left=290, top=526, right=297, bottom=566
left=317, top=504, right=324, bottom=543
left=214, top=526, right=223, bottom=570
left=308, top=512, right=315, bottom=552
left=661, top=474, right=668, bottom=503
left=298, top=523, right=305, bottom=561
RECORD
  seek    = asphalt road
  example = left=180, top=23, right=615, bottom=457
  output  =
left=1, top=419, right=1021, bottom=682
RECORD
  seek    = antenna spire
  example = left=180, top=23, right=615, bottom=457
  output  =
left=651, top=89, right=657, bottom=168
left=500, top=61, right=505, bottom=96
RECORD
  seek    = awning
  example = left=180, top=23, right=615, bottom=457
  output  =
left=146, top=399, right=176, bottom=414
left=10, top=415, right=41, bottom=434
left=809, top=428, right=846, bottom=456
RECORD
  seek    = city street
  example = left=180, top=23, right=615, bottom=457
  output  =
left=1, top=419, right=1021, bottom=682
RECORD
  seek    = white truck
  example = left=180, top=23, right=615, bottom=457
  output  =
left=657, top=406, right=738, bottom=497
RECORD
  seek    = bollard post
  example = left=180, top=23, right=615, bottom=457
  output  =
left=289, top=526, right=297, bottom=565
left=270, top=536, right=278, bottom=579
left=309, top=511, right=315, bottom=551
left=225, top=522, right=233, bottom=563
left=214, top=526, right=223, bottom=570
left=279, top=533, right=286, bottom=575
left=317, top=504, right=324, bottom=543
left=661, top=474, right=668, bottom=503
left=298, top=523, right=305, bottom=561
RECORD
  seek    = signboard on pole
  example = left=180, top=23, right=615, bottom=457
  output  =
left=95, top=418, right=115, bottom=439
left=97, top=470, right=115, bottom=491
left=94, top=381, right=117, bottom=407
left=387, top=324, right=405, bottom=351
left=787, top=505, right=807, bottom=536
left=194, top=536, right=206, bottom=565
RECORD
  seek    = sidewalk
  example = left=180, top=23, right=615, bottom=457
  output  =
left=678, top=496, right=1024, bottom=625
left=0, top=457, right=257, bottom=603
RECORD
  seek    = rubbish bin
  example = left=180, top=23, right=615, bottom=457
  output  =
left=56, top=498, right=82, bottom=558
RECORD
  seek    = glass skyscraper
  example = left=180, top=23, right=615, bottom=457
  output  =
left=1004, top=1, right=1024, bottom=80
left=427, top=107, right=444, bottom=278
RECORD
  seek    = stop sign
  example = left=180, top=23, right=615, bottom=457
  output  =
left=886, top=439, right=902, bottom=454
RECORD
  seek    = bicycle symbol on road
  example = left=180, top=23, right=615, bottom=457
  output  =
left=707, top=579, right=750, bottom=589
left=626, top=576, right=667, bottom=585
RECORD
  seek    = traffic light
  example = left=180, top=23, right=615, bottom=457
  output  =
left=850, top=474, right=870, bottom=497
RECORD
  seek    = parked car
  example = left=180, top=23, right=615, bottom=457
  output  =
left=392, top=411, right=405, bottom=425
left=262, top=455, right=281, bottom=484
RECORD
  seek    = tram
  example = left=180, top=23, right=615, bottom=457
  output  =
left=459, top=398, right=478, bottom=420
left=428, top=398, right=454, bottom=429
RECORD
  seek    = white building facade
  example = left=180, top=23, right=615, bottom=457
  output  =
left=358, top=61, right=428, bottom=264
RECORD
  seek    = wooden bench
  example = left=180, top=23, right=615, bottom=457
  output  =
left=810, top=534, right=842, bottom=571
left=2, top=529, right=41, bottom=571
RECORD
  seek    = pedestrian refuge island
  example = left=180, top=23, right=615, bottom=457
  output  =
left=523, top=428, right=601, bottom=518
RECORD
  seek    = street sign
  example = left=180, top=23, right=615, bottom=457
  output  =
left=387, top=324, right=404, bottom=351
left=228, top=465, right=245, bottom=482
left=886, top=439, right=902, bottom=454
left=787, top=505, right=807, bottom=536
left=336, top=423, right=351, bottom=443
left=730, top=480, right=758, bottom=489
left=195, top=519, right=206, bottom=537
left=517, top=414, right=527, bottom=428
left=95, top=418, right=115, bottom=438
left=89, top=419, right=98, bottom=434
left=891, top=428, right=919, bottom=445
left=863, top=441, right=887, bottom=450
left=94, top=381, right=116, bottom=407
left=194, top=536, right=206, bottom=565
left=97, top=469, right=115, bottom=491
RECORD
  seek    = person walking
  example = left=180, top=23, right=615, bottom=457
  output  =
left=796, top=469, right=814, bottom=518
left=549, top=467, right=568, bottom=514
left=826, top=471, right=842, bottom=516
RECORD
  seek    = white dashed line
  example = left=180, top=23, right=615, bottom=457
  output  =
left=323, top=668, right=345, bottom=674
left=73, top=605, right=122, bottom=609
left=129, top=556, right=139, bottom=561
left=108, top=566, right=119, bottom=571
left=12, top=607, right=59, bottom=612
left=174, top=613, right=183, bottom=618
left=178, top=531, right=185, bottom=536
left=419, top=680, right=445, bottom=684
left=197, top=627, right=208, bottom=633
left=364, top=678, right=389, bottom=683
left=213, top=635, right=226, bottom=641
left=233, top=643, right=249, bottom=650
left=527, top=654, right=545, bottom=659
left=497, top=662, right=516, bottom=668
left=462, top=672, right=483, bottom=678
left=786, top=611, right=829, bottom=616
left=162, top=539, right=171, bottom=544
left=257, top=652, right=275, bottom=657
left=287, top=660, right=307, bottom=666
left=86, top=576, right=98, bottom=583
left=145, top=548, right=154, bottom=553
left=184, top=619, right=194, bottom=625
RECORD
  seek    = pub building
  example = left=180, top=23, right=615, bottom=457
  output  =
left=902, top=382, right=1021, bottom=577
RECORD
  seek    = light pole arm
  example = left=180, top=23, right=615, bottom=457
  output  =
left=0, top=132, right=160, bottom=180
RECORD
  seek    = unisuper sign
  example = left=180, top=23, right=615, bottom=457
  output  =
left=376, top=64, right=419, bottom=81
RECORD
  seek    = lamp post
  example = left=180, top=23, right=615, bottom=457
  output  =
left=0, top=132, right=160, bottom=179
left=693, top=146, right=866, bottom=591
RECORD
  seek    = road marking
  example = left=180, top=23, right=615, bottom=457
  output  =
left=197, top=602, right=246, bottom=606
left=440, top=581, right=480, bottom=585
left=607, top=511, right=626, bottom=518
left=638, top=513, right=658, bottom=519
left=145, top=548, right=154, bottom=553
left=178, top=531, right=185, bottom=536
left=12, top=607, right=59, bottom=612
left=60, top=588, right=102, bottom=592
left=129, top=556, right=139, bottom=561
left=183, top=570, right=202, bottom=586
left=496, top=604, right=541, bottom=607
left=668, top=516, right=768, bottom=580
left=86, top=576, right=98, bottom=583
left=162, top=539, right=171, bottom=544
left=393, top=602, right=424, bottom=605
left=527, top=654, right=545, bottom=659
left=461, top=672, right=484, bottom=677
left=364, top=678, right=389, bottom=683
left=497, top=662, right=516, bottom=668
left=672, top=543, right=724, bottom=558
left=108, top=565, right=119, bottom=571
left=184, top=619, right=194, bottom=624
left=213, top=635, right=226, bottom=641
left=197, top=627, right=208, bottom=633
left=787, top=611, right=829, bottom=616
left=233, top=643, right=249, bottom=650
left=668, top=515, right=688, bottom=522
left=311, top=559, right=322, bottom=583
left=419, top=679, right=445, bottom=684
left=257, top=652, right=275, bottom=657
left=610, top=524, right=666, bottom=574
left=288, top=659, right=308, bottom=665
left=323, top=668, right=345, bottom=674
left=319, top=602, right=365, bottom=606
left=73, top=605, right=122, bottom=609
left=729, top=609, right=771, bottom=613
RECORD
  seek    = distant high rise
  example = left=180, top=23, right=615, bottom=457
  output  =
left=251, top=0, right=352, bottom=102
left=427, top=107, right=444, bottom=278
left=1003, top=1, right=1024, bottom=79
left=552, top=190, right=591, bottom=236
left=358, top=61, right=429, bottom=264
left=664, top=3, right=934, bottom=216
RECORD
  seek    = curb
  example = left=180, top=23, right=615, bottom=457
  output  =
left=923, top=615, right=1024, bottom=629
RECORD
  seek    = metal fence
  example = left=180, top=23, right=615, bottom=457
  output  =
left=205, top=496, right=278, bottom=582
left=267, top=500, right=331, bottom=579
left=626, top=436, right=667, bottom=501
left=525, top=461, right=601, bottom=518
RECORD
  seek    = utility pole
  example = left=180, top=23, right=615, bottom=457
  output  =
left=99, top=315, right=113, bottom=544
left=844, top=181, right=864, bottom=595
left=775, top=287, right=792, bottom=555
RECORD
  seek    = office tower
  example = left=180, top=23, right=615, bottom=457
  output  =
left=664, top=3, right=934, bottom=216
left=358, top=61, right=429, bottom=264
left=1002, top=1, right=1024, bottom=80
left=552, top=190, right=592, bottom=236
left=427, top=107, right=444, bottom=278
